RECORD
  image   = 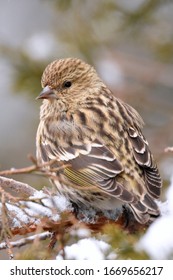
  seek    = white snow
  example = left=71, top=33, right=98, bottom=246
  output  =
left=0, top=191, right=71, bottom=229
left=56, top=237, right=116, bottom=260
left=137, top=175, right=173, bottom=259
left=55, top=173, right=173, bottom=260
left=70, top=228, right=91, bottom=238
left=0, top=203, right=36, bottom=228
left=22, top=192, right=71, bottom=222
left=28, top=191, right=71, bottom=214
left=1, top=177, right=172, bottom=259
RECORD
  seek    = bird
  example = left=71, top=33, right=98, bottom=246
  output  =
left=36, top=57, right=162, bottom=225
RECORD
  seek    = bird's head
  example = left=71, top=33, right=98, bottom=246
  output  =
left=37, top=58, right=102, bottom=103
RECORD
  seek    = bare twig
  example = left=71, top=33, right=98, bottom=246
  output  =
left=0, top=165, right=38, bottom=176
left=0, top=231, right=52, bottom=250
left=0, top=176, right=36, bottom=196
left=0, top=158, right=70, bottom=188
left=0, top=191, right=14, bottom=258
left=0, top=158, right=58, bottom=176
left=0, top=156, right=150, bottom=258
left=164, top=147, right=173, bottom=153
left=0, top=192, right=13, bottom=238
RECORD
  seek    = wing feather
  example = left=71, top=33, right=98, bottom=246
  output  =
left=127, top=126, right=162, bottom=199
left=39, top=136, right=139, bottom=202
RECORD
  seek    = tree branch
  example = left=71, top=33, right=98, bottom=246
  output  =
left=0, top=232, right=52, bottom=250
left=0, top=162, right=151, bottom=257
left=0, top=176, right=35, bottom=197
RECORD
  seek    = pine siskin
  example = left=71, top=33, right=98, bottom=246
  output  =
left=36, top=58, right=162, bottom=224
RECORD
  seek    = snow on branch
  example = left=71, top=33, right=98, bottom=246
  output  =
left=0, top=162, right=146, bottom=259
left=0, top=176, right=35, bottom=196
left=0, top=159, right=78, bottom=257
left=0, top=231, right=52, bottom=250
left=0, top=152, right=171, bottom=259
left=0, top=173, right=79, bottom=235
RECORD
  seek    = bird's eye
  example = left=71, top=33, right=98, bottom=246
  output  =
left=63, top=81, right=72, bottom=88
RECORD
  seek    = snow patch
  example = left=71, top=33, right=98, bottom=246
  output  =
left=56, top=238, right=116, bottom=260
left=137, top=175, right=173, bottom=259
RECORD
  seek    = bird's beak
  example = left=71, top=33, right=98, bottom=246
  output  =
left=36, top=85, right=56, bottom=100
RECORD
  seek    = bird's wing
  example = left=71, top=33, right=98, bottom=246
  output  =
left=119, top=100, right=162, bottom=199
left=38, top=120, right=161, bottom=203
left=39, top=137, right=138, bottom=203
left=127, top=126, right=162, bottom=199
left=113, top=100, right=162, bottom=222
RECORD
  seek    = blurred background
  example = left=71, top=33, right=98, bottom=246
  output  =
left=0, top=0, right=173, bottom=194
